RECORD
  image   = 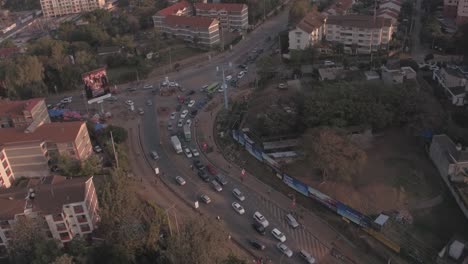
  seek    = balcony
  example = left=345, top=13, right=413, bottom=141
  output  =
left=53, top=214, right=63, bottom=222
left=59, top=232, right=70, bottom=241
left=80, top=224, right=91, bottom=233
left=76, top=215, right=88, bottom=223
left=73, top=205, right=84, bottom=214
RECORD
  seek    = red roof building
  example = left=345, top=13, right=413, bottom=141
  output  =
left=161, top=15, right=220, bottom=46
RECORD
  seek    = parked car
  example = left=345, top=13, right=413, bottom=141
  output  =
left=211, top=180, right=223, bottom=192
left=285, top=213, right=299, bottom=228
left=253, top=212, right=269, bottom=227
left=143, top=84, right=153, bottom=89
left=206, top=164, right=218, bottom=175
left=193, top=160, right=205, bottom=170
left=93, top=145, right=102, bottom=153
left=180, top=110, right=189, bottom=119
left=231, top=202, right=245, bottom=214
left=201, top=84, right=208, bottom=92
left=150, top=151, right=159, bottom=160
left=177, top=119, right=184, bottom=127
left=125, top=100, right=134, bottom=106
left=225, top=75, right=232, bottom=81
left=170, top=112, right=177, bottom=119
left=188, top=100, right=196, bottom=108
left=249, top=240, right=265, bottom=250
left=232, top=188, right=245, bottom=201
left=277, top=243, right=293, bottom=258
left=191, top=148, right=200, bottom=157
left=252, top=222, right=266, bottom=235
left=138, top=108, right=144, bottom=115
left=324, top=60, right=335, bottom=66
left=146, top=99, right=153, bottom=106
left=167, top=123, right=173, bottom=130
left=197, top=170, right=209, bottom=182
left=299, top=250, right=316, bottom=264
left=175, top=176, right=186, bottom=186
left=200, top=194, right=211, bottom=204
left=215, top=174, right=228, bottom=185
left=278, top=83, right=288, bottom=89
left=271, top=228, right=286, bottom=242
left=60, top=97, right=73, bottom=104
left=237, top=71, right=245, bottom=79
left=186, top=119, right=192, bottom=127
left=184, top=148, right=192, bottom=158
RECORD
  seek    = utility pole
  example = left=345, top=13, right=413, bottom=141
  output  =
left=110, top=131, right=119, bottom=168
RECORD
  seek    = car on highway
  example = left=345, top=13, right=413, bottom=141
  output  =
left=180, top=110, right=189, bottom=119
left=60, top=97, right=72, bottom=104
left=138, top=108, right=144, bottom=115
left=237, top=71, right=245, bottom=79
left=167, top=123, right=173, bottom=130
left=150, top=151, right=159, bottom=160
left=184, top=148, right=192, bottom=158
left=191, top=148, right=199, bottom=157
left=225, top=75, right=232, bottom=81
left=188, top=100, right=195, bottom=108
left=169, top=81, right=179, bottom=87
left=177, top=119, right=183, bottom=127
left=170, top=112, right=177, bottom=120
left=278, top=83, right=288, bottom=89
left=175, top=176, right=186, bottom=186
left=125, top=100, right=134, bottom=106
left=252, top=222, right=266, bottom=235
left=146, top=99, right=153, bottom=106
left=253, top=212, right=269, bottom=227
left=186, top=119, right=192, bottom=127
left=211, top=180, right=223, bottom=192
left=197, top=170, right=210, bottom=182
left=286, top=213, right=300, bottom=228
left=231, top=202, right=245, bottom=214
left=214, top=174, right=228, bottom=185
left=143, top=84, right=153, bottom=89
left=277, top=243, right=293, bottom=258
left=299, top=250, right=316, bottom=263
left=200, top=194, right=211, bottom=204
left=93, top=145, right=102, bottom=153
left=201, top=84, right=208, bottom=92
left=193, top=160, right=205, bottom=170
left=206, top=164, right=218, bottom=175
left=232, top=188, right=245, bottom=201
left=271, top=228, right=286, bottom=242
left=249, top=240, right=265, bottom=250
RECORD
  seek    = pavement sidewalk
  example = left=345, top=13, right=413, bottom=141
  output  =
left=193, top=90, right=379, bottom=264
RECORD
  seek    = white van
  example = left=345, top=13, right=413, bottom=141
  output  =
left=299, top=250, right=316, bottom=263
left=285, top=214, right=299, bottom=229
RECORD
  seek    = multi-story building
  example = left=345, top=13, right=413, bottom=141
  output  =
left=433, top=65, right=468, bottom=106
left=194, top=3, right=248, bottom=29
left=152, top=1, right=192, bottom=31
left=0, top=148, right=14, bottom=189
left=325, top=15, right=394, bottom=54
left=0, top=175, right=99, bottom=250
left=377, top=8, right=400, bottom=24
left=444, top=0, right=459, bottom=18
left=40, top=0, right=105, bottom=17
left=456, top=0, right=468, bottom=24
left=160, top=15, right=220, bottom=46
left=0, top=98, right=50, bottom=131
left=288, top=10, right=326, bottom=50
left=0, top=121, right=93, bottom=178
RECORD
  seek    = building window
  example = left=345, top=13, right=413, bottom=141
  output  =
left=297, top=39, right=300, bottom=43
left=53, top=214, right=63, bottom=222
left=80, top=224, right=91, bottom=232
left=2, top=160, right=7, bottom=169
left=59, top=232, right=70, bottom=241
left=56, top=223, right=67, bottom=231
left=73, top=205, right=84, bottom=214
left=76, top=215, right=88, bottom=223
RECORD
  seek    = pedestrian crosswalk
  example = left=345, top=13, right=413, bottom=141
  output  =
left=252, top=194, right=332, bottom=262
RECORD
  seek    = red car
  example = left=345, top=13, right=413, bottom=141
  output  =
left=206, top=164, right=218, bottom=175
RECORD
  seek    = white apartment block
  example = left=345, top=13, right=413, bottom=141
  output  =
left=161, top=15, right=220, bottom=46
left=325, top=15, right=394, bottom=54
left=40, top=0, right=105, bottom=17
left=288, top=11, right=326, bottom=50
left=0, top=148, right=14, bottom=189
left=194, top=3, right=248, bottom=29
left=0, top=176, right=99, bottom=251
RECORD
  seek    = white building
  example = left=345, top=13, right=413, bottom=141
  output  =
left=325, top=15, right=394, bottom=54
left=289, top=11, right=326, bottom=50
left=0, top=176, right=99, bottom=251
left=433, top=66, right=468, bottom=106
left=160, top=15, right=220, bottom=46
left=194, top=3, right=248, bottom=29
left=40, top=0, right=105, bottom=17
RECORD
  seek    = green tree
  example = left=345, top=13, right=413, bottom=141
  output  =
left=57, top=155, right=81, bottom=176
left=302, top=127, right=367, bottom=182
left=3, top=55, right=46, bottom=99
left=81, top=155, right=102, bottom=176
left=51, top=254, right=74, bottom=264
left=222, top=254, right=247, bottom=264
left=104, top=125, right=128, bottom=143
left=256, top=56, right=276, bottom=81
left=289, top=0, right=312, bottom=25
left=0, top=39, right=17, bottom=48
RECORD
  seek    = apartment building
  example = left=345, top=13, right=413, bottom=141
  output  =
left=0, top=121, right=93, bottom=178
left=0, top=98, right=50, bottom=131
left=161, top=15, right=220, bottom=46
left=152, top=1, right=192, bottom=31
left=194, top=3, right=248, bottom=29
left=325, top=15, right=394, bottom=54
left=0, top=148, right=14, bottom=189
left=0, top=175, right=99, bottom=250
left=433, top=65, right=468, bottom=106
left=40, top=0, right=105, bottom=17
left=288, top=10, right=326, bottom=50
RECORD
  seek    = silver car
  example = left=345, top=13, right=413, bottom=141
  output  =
left=232, top=188, right=245, bottom=201
left=211, top=180, right=222, bottom=192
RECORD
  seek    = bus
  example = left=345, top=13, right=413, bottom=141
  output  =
left=206, top=82, right=220, bottom=94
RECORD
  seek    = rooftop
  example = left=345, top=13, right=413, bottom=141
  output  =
left=323, top=0, right=354, bottom=15
left=327, top=15, right=393, bottom=28
left=448, top=86, right=466, bottom=96
left=164, top=15, right=218, bottom=29
left=0, top=98, right=44, bottom=118
left=318, top=67, right=345, bottom=80
left=157, top=1, right=190, bottom=16
left=296, top=10, right=326, bottom=33
left=432, top=134, right=468, bottom=163
left=0, top=175, right=92, bottom=219
left=194, top=3, right=247, bottom=12
left=0, top=121, right=84, bottom=145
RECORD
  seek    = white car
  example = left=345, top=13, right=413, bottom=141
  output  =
left=232, top=188, right=245, bottom=201
left=200, top=194, right=211, bottom=204
left=271, top=228, right=286, bottom=242
left=324, top=60, right=335, bottom=66
left=211, top=180, right=222, bottom=192
left=93, top=145, right=102, bottom=153
left=184, top=148, right=192, bottom=158
left=299, top=250, right=316, bottom=264
left=169, top=81, right=179, bottom=87
left=232, top=202, right=245, bottom=215
left=225, top=75, right=232, bottom=81
left=138, top=108, right=144, bottom=115
left=60, top=97, right=72, bottom=104
left=143, top=84, right=153, bottom=89
left=237, top=71, right=245, bottom=79
left=277, top=243, right=293, bottom=258
left=170, top=112, right=177, bottom=120
left=253, top=212, right=269, bottom=227
left=218, top=83, right=227, bottom=93
left=186, top=119, right=192, bottom=127
left=178, top=119, right=184, bottom=127
left=188, top=100, right=195, bottom=108
left=191, top=148, right=199, bottom=157
left=175, top=176, right=186, bottom=186
left=180, top=110, right=189, bottom=119
left=125, top=100, right=134, bottom=106
left=201, top=84, right=209, bottom=92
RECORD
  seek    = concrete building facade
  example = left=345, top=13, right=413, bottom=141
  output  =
left=0, top=175, right=99, bottom=251
left=288, top=10, right=326, bottom=50
left=194, top=3, right=248, bottom=29
left=160, top=15, right=220, bottom=46
left=40, top=0, right=105, bottom=17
